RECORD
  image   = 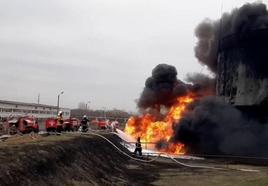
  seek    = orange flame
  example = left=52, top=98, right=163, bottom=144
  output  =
left=124, top=95, right=193, bottom=155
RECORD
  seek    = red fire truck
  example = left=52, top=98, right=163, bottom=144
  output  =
left=46, top=118, right=80, bottom=132
left=45, top=118, right=58, bottom=132
left=8, top=116, right=39, bottom=135
left=91, top=118, right=108, bottom=129
left=63, top=118, right=80, bottom=131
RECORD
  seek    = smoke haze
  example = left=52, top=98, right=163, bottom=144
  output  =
left=174, top=97, right=268, bottom=156
left=195, top=2, right=268, bottom=76
left=137, top=64, right=215, bottom=110
left=137, top=2, right=268, bottom=156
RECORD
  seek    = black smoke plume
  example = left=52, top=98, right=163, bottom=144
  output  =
left=195, top=2, right=268, bottom=76
left=137, top=2, right=268, bottom=157
left=137, top=64, right=215, bottom=110
left=174, top=97, right=268, bottom=156
left=138, top=64, right=188, bottom=109
left=185, top=73, right=215, bottom=97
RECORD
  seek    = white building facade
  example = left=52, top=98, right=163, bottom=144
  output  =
left=0, top=100, right=70, bottom=120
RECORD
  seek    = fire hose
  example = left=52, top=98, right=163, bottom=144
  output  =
left=84, top=132, right=260, bottom=172
left=2, top=130, right=259, bottom=172
left=85, top=132, right=162, bottom=163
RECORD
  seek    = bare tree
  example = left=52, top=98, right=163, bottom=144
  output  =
left=78, top=102, right=86, bottom=110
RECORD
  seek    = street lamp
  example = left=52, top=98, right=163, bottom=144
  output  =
left=57, top=91, right=64, bottom=112
left=102, top=107, right=106, bottom=119
left=86, top=101, right=91, bottom=110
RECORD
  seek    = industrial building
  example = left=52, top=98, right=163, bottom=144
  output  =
left=217, top=28, right=268, bottom=106
left=216, top=29, right=268, bottom=120
left=0, top=100, right=70, bottom=120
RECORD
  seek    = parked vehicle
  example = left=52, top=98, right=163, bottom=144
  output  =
left=98, top=120, right=107, bottom=129
left=8, top=116, right=39, bottom=135
left=90, top=118, right=110, bottom=130
left=45, top=118, right=58, bottom=132
left=63, top=118, right=80, bottom=131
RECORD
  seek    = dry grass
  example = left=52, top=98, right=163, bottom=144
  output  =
left=1, top=133, right=268, bottom=186
left=153, top=163, right=268, bottom=186
left=0, top=132, right=88, bottom=147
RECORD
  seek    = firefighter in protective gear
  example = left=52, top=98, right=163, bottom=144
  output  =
left=57, top=111, right=64, bottom=133
left=134, top=137, right=142, bottom=156
left=81, top=115, right=89, bottom=132
left=110, top=120, right=119, bottom=132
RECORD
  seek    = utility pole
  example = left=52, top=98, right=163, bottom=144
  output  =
left=37, top=93, right=40, bottom=104
left=57, top=91, right=64, bottom=112
left=85, top=101, right=91, bottom=115
left=103, top=107, right=106, bottom=120
left=86, top=101, right=91, bottom=110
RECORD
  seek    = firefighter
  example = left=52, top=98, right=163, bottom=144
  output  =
left=81, top=115, right=89, bottom=132
left=110, top=120, right=119, bottom=132
left=110, top=121, right=116, bottom=132
left=134, top=137, right=142, bottom=157
left=57, top=111, right=64, bottom=133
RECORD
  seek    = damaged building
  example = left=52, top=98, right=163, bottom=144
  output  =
left=216, top=28, right=268, bottom=119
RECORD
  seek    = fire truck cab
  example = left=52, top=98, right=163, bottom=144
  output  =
left=45, top=118, right=58, bottom=132
left=8, top=116, right=39, bottom=135
left=63, top=118, right=80, bottom=131
left=98, top=120, right=107, bottom=129
left=91, top=118, right=108, bottom=129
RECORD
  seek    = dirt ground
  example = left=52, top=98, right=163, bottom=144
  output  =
left=0, top=133, right=268, bottom=186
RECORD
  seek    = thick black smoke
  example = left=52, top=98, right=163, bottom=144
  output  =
left=137, top=64, right=215, bottom=110
left=195, top=2, right=268, bottom=76
left=173, top=2, right=268, bottom=156
left=138, top=64, right=188, bottom=109
left=195, top=19, right=219, bottom=73
left=185, top=73, right=215, bottom=97
left=174, top=97, right=268, bottom=156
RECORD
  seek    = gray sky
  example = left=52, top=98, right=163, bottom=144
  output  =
left=0, top=0, right=265, bottom=111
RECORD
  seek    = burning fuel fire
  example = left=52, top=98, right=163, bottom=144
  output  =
left=125, top=95, right=193, bottom=155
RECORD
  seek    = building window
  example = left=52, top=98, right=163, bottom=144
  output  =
left=23, top=110, right=28, bottom=114
left=2, top=108, right=12, bottom=112
left=12, top=109, right=22, bottom=113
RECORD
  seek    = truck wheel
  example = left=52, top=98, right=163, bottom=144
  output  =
left=9, top=126, right=17, bottom=135
left=0, top=124, right=4, bottom=135
left=57, top=126, right=62, bottom=133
